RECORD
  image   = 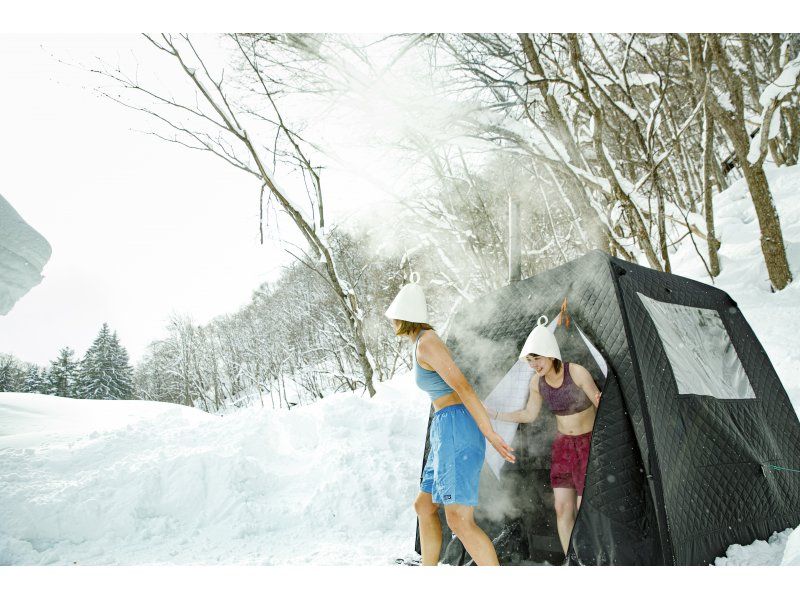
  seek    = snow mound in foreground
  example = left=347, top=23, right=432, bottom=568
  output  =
left=0, top=375, right=430, bottom=565
left=715, top=527, right=800, bottom=566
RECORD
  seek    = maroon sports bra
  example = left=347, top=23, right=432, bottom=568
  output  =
left=538, top=363, right=593, bottom=416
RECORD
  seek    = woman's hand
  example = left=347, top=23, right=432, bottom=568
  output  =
left=594, top=391, right=602, bottom=405
left=486, top=431, right=516, bottom=463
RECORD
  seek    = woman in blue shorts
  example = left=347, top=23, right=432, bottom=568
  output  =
left=386, top=274, right=515, bottom=566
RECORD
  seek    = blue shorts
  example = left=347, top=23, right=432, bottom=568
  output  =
left=420, top=404, right=486, bottom=506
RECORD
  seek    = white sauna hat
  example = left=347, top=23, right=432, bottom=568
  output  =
left=385, top=272, right=429, bottom=324
left=519, top=315, right=562, bottom=362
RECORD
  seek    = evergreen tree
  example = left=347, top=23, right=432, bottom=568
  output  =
left=47, top=347, right=79, bottom=397
left=110, top=331, right=134, bottom=400
left=78, top=323, right=134, bottom=400
left=22, top=364, right=47, bottom=394
left=0, top=354, right=26, bottom=392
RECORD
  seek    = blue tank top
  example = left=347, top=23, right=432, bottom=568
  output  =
left=414, top=330, right=455, bottom=401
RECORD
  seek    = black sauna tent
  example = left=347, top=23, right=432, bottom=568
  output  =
left=415, top=250, right=800, bottom=565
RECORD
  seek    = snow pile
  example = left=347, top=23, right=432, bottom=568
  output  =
left=715, top=528, right=796, bottom=566
left=0, top=193, right=52, bottom=315
left=0, top=374, right=430, bottom=565
left=780, top=526, right=800, bottom=565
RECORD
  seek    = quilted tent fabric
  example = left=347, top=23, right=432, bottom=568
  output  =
left=614, top=256, right=800, bottom=565
left=414, top=250, right=800, bottom=565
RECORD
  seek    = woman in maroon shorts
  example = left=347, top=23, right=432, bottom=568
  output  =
left=489, top=316, right=601, bottom=555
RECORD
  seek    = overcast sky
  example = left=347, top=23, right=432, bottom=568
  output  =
left=0, top=35, right=313, bottom=366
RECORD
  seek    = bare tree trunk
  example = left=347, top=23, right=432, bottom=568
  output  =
left=508, top=193, right=521, bottom=282
left=703, top=104, right=721, bottom=278
left=785, top=106, right=800, bottom=166
left=253, top=363, right=264, bottom=408
left=741, top=163, right=793, bottom=290
left=656, top=180, right=671, bottom=273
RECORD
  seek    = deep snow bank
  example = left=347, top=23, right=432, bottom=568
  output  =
left=0, top=375, right=430, bottom=565
left=715, top=527, right=800, bottom=566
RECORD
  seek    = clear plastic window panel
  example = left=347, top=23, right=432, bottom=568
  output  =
left=636, top=293, right=755, bottom=399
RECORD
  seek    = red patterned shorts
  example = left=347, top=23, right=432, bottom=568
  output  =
left=550, top=431, right=592, bottom=496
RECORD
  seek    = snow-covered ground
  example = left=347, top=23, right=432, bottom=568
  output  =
left=0, top=375, right=431, bottom=565
left=2, top=165, right=800, bottom=565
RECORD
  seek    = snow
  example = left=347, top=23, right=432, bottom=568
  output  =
left=625, top=72, right=659, bottom=87
left=780, top=526, right=800, bottom=565
left=715, top=528, right=793, bottom=566
left=0, top=193, right=52, bottom=316
left=0, top=374, right=430, bottom=565
left=3, top=166, right=800, bottom=566
left=613, top=100, right=638, bottom=121
left=716, top=90, right=735, bottom=113
left=747, top=130, right=764, bottom=165
left=759, top=56, right=800, bottom=108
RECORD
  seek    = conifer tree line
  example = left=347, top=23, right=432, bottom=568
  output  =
left=0, top=323, right=134, bottom=400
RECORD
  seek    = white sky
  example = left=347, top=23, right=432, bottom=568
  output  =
left=0, top=35, right=300, bottom=365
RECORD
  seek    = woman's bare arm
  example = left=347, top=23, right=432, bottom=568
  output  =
left=418, top=332, right=515, bottom=463
left=495, top=376, right=543, bottom=423
left=570, top=363, right=602, bottom=407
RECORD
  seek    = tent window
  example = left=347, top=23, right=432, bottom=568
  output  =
left=636, top=293, right=755, bottom=399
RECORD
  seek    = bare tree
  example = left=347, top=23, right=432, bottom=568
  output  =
left=94, top=33, right=378, bottom=394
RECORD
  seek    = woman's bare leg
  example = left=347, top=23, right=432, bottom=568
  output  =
left=444, top=504, right=499, bottom=566
left=414, top=492, right=442, bottom=566
left=553, top=487, right=578, bottom=555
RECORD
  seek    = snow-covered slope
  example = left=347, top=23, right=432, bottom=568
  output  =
left=0, top=193, right=51, bottom=315
left=2, top=166, right=800, bottom=565
left=0, top=376, right=430, bottom=565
